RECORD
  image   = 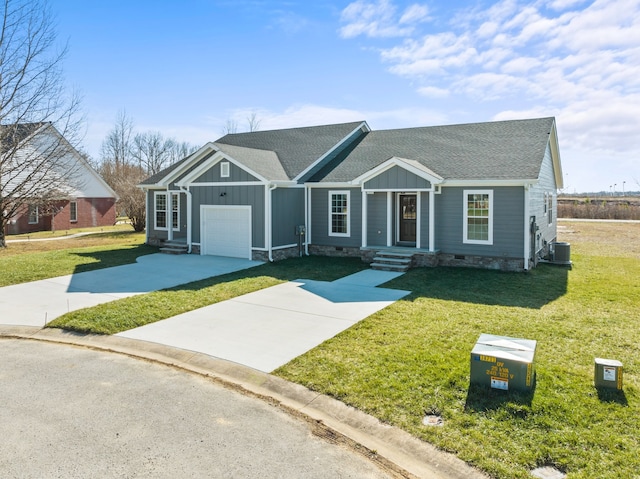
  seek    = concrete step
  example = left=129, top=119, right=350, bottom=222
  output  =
left=159, top=241, right=188, bottom=255
left=370, top=262, right=411, bottom=273
left=373, top=256, right=411, bottom=265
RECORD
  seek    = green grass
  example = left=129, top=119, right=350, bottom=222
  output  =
left=275, top=231, right=640, bottom=478
left=4, top=221, right=640, bottom=477
left=0, top=232, right=155, bottom=286
left=47, top=256, right=369, bottom=334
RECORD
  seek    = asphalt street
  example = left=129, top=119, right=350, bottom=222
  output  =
left=0, top=339, right=395, bottom=479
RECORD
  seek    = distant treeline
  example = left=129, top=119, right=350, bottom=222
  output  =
left=558, top=196, right=640, bottom=220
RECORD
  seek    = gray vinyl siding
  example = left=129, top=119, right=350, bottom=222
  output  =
left=191, top=184, right=265, bottom=248
left=310, top=187, right=361, bottom=247
left=528, top=142, right=558, bottom=252
left=194, top=161, right=259, bottom=183
left=367, top=192, right=388, bottom=246
left=272, top=188, right=305, bottom=247
left=435, top=186, right=524, bottom=257
left=364, top=166, right=431, bottom=190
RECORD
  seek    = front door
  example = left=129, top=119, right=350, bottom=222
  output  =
left=399, top=194, right=417, bottom=243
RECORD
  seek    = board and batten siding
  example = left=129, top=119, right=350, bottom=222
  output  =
left=366, top=192, right=388, bottom=246
left=364, top=166, right=431, bottom=190
left=190, top=184, right=265, bottom=248
left=310, top=187, right=361, bottom=247
left=528, top=142, right=558, bottom=254
left=193, top=160, right=260, bottom=183
left=272, top=188, right=305, bottom=248
left=435, top=186, right=524, bottom=257
left=419, top=192, right=430, bottom=249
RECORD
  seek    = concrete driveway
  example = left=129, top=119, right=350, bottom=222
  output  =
left=0, top=254, right=263, bottom=326
left=118, top=269, right=410, bottom=372
left=0, top=253, right=410, bottom=373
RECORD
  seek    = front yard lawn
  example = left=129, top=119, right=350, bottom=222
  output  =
left=276, top=221, right=640, bottom=479
left=0, top=231, right=154, bottom=287
left=3, top=221, right=639, bottom=478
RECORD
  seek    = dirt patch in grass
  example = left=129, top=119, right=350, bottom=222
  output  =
left=558, top=219, right=640, bottom=258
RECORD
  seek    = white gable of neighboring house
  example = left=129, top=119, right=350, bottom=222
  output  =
left=3, top=124, right=117, bottom=200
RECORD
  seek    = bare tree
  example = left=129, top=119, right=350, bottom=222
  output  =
left=99, top=161, right=146, bottom=232
left=132, top=131, right=176, bottom=176
left=247, top=112, right=261, bottom=132
left=99, top=113, right=199, bottom=232
left=100, top=110, right=133, bottom=170
left=222, top=119, right=238, bottom=135
left=0, top=0, right=83, bottom=247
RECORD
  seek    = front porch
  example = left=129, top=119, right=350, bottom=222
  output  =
left=361, top=246, right=440, bottom=271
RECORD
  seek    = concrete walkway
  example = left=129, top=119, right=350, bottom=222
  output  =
left=0, top=254, right=263, bottom=326
left=118, top=269, right=410, bottom=372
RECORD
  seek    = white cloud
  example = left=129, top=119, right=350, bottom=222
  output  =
left=417, top=86, right=450, bottom=98
left=339, top=0, right=430, bottom=38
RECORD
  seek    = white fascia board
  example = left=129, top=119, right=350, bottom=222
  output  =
left=548, top=120, right=563, bottom=189
left=304, top=182, right=355, bottom=189
left=441, top=179, right=534, bottom=188
left=293, top=121, right=370, bottom=182
left=352, top=156, right=444, bottom=186
left=157, top=142, right=219, bottom=187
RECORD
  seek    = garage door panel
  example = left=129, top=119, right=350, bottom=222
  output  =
left=201, top=206, right=252, bottom=259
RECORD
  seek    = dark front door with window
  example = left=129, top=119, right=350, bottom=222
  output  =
left=399, top=194, right=417, bottom=243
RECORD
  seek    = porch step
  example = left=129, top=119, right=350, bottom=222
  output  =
left=159, top=240, right=188, bottom=255
left=371, top=251, right=413, bottom=272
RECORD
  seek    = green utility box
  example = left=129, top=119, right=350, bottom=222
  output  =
left=594, top=358, right=623, bottom=390
left=470, top=334, right=537, bottom=391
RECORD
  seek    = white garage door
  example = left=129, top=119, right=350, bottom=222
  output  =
left=201, top=206, right=252, bottom=259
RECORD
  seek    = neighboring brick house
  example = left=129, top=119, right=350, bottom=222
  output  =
left=2, top=123, right=118, bottom=236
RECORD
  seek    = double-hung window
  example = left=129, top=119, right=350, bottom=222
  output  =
left=171, top=193, right=179, bottom=230
left=547, top=192, right=553, bottom=225
left=155, top=192, right=167, bottom=229
left=463, top=190, right=493, bottom=244
left=28, top=205, right=39, bottom=224
left=70, top=201, right=78, bottom=223
left=329, top=191, right=350, bottom=237
left=155, top=192, right=179, bottom=230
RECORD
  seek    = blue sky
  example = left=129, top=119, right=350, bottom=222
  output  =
left=51, top=0, right=639, bottom=193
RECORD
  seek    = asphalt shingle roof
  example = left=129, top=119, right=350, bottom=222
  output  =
left=140, top=117, right=556, bottom=186
left=311, top=117, right=556, bottom=183
left=215, top=121, right=365, bottom=180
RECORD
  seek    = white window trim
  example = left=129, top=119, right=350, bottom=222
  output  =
left=155, top=192, right=181, bottom=231
left=220, top=161, right=230, bottom=178
left=154, top=191, right=168, bottom=230
left=328, top=190, right=350, bottom=237
left=463, top=189, right=493, bottom=245
left=171, top=193, right=180, bottom=231
left=69, top=201, right=78, bottom=223
left=28, top=205, right=39, bottom=224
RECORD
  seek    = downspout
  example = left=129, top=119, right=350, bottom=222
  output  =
left=179, top=185, right=192, bottom=253
left=267, top=184, right=277, bottom=262
left=304, top=185, right=310, bottom=256
left=523, top=184, right=531, bottom=271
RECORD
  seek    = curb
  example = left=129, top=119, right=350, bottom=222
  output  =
left=0, top=325, right=488, bottom=479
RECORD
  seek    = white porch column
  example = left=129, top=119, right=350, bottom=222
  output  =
left=429, top=189, right=435, bottom=252
left=361, top=190, right=367, bottom=248
left=416, top=191, right=421, bottom=248
left=167, top=190, right=174, bottom=242
left=386, top=192, right=393, bottom=246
